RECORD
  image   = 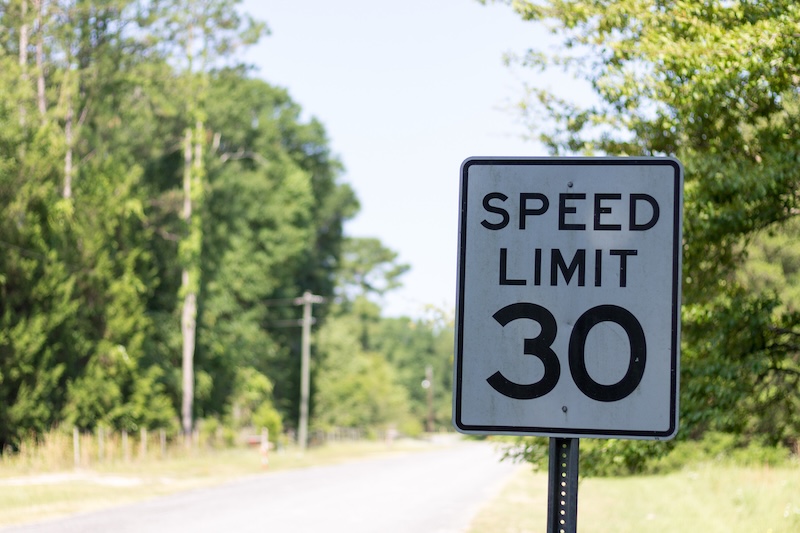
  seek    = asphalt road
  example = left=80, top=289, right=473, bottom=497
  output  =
left=2, top=440, right=519, bottom=533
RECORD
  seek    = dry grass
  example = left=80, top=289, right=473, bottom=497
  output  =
left=0, top=437, right=436, bottom=527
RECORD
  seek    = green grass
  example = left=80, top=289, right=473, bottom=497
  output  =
left=469, top=461, right=800, bottom=533
left=0, top=438, right=436, bottom=527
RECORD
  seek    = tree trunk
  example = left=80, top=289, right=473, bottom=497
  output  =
left=63, top=95, right=73, bottom=199
left=34, top=0, right=46, bottom=117
left=180, top=126, right=195, bottom=438
left=19, top=0, right=29, bottom=126
left=180, top=274, right=197, bottom=438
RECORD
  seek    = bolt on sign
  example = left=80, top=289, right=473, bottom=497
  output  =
left=453, top=157, right=684, bottom=440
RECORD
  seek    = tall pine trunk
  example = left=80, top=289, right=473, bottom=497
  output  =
left=19, top=0, right=28, bottom=126
left=180, top=126, right=196, bottom=438
left=175, top=0, right=257, bottom=441
left=63, top=96, right=73, bottom=199
left=34, top=0, right=46, bottom=117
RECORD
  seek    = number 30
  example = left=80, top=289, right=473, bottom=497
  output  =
left=487, top=303, right=646, bottom=402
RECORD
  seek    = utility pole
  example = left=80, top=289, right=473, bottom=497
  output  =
left=295, top=291, right=324, bottom=453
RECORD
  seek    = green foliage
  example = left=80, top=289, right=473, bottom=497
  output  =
left=655, top=432, right=792, bottom=472
left=1, top=0, right=450, bottom=455
left=336, top=237, right=410, bottom=299
left=223, top=367, right=282, bottom=440
left=738, top=218, right=800, bottom=314
left=0, top=0, right=355, bottom=451
left=312, top=289, right=454, bottom=436
left=371, top=314, right=454, bottom=432
left=313, top=298, right=413, bottom=432
left=500, top=432, right=791, bottom=477
left=579, top=439, right=675, bottom=477
left=679, top=290, right=800, bottom=444
left=197, top=69, right=358, bottom=424
left=498, top=436, right=550, bottom=472
left=494, top=0, right=800, bottom=458
left=127, top=366, right=179, bottom=432
left=0, top=109, right=81, bottom=447
left=499, top=437, right=671, bottom=477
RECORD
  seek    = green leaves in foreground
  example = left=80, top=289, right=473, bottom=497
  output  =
left=494, top=0, right=800, bottom=458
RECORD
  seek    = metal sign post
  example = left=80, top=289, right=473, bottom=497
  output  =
left=547, top=438, right=579, bottom=533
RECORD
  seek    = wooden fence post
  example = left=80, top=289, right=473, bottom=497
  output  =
left=140, top=427, right=147, bottom=459
left=122, top=430, right=129, bottom=462
left=98, top=426, right=104, bottom=463
left=73, top=427, right=80, bottom=468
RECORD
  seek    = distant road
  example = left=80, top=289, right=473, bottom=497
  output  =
left=2, top=440, right=518, bottom=533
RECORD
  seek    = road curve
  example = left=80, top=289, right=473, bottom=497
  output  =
left=2, top=440, right=518, bottom=533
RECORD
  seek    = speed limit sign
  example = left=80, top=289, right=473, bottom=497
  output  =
left=453, top=157, right=683, bottom=440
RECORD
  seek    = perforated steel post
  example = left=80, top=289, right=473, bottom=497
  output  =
left=547, top=437, right=579, bottom=533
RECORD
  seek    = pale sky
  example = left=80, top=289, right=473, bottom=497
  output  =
left=240, top=0, right=576, bottom=318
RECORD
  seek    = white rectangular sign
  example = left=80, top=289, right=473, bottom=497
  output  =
left=453, top=157, right=683, bottom=439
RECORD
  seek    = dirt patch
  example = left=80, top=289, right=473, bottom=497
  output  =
left=0, top=472, right=149, bottom=487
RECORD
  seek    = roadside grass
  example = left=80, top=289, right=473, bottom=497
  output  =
left=0, top=438, right=439, bottom=527
left=468, top=460, right=800, bottom=533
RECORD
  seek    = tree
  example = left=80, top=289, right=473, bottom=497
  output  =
left=312, top=239, right=458, bottom=436
left=490, top=0, right=800, bottom=454
left=196, top=68, right=358, bottom=426
left=313, top=299, right=454, bottom=436
left=313, top=297, right=413, bottom=433
left=313, top=237, right=413, bottom=434
left=336, top=237, right=410, bottom=302
left=738, top=219, right=800, bottom=315
left=0, top=0, right=172, bottom=447
left=146, top=0, right=266, bottom=437
left=0, top=0, right=361, bottom=452
left=372, top=314, right=454, bottom=432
